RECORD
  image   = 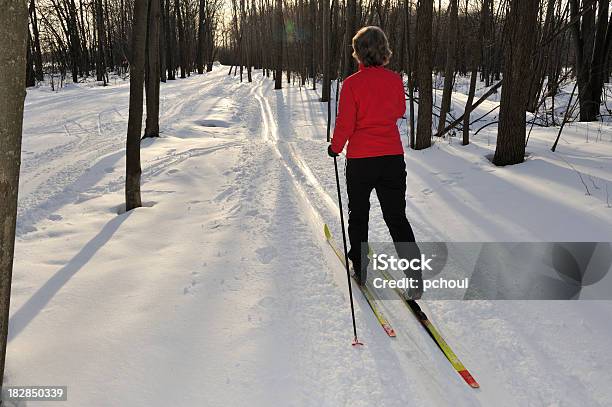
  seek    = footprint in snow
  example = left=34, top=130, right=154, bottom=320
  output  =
left=245, top=209, right=259, bottom=217
left=257, top=296, right=276, bottom=308
left=255, top=246, right=278, bottom=264
left=183, top=279, right=199, bottom=295
left=421, top=188, right=434, bottom=196
left=213, top=186, right=235, bottom=202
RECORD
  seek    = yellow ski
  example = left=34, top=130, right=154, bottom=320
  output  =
left=324, top=224, right=396, bottom=337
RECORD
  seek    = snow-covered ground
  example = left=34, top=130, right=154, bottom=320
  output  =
left=7, top=65, right=612, bottom=406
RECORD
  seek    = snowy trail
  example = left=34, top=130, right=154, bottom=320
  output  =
left=245, top=71, right=612, bottom=406
left=240, top=74, right=467, bottom=405
left=7, top=66, right=612, bottom=406
left=246, top=74, right=520, bottom=406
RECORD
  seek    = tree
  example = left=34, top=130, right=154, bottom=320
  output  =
left=95, top=0, right=108, bottom=84
left=462, top=0, right=482, bottom=146
left=415, top=0, right=433, bottom=150
left=160, top=0, right=167, bottom=81
left=570, top=0, right=612, bottom=121
left=404, top=0, right=416, bottom=149
left=26, top=32, right=35, bottom=87
left=164, top=0, right=175, bottom=80
left=175, top=0, right=187, bottom=78
left=493, top=0, right=538, bottom=166
left=125, top=0, right=148, bottom=211
left=67, top=0, right=82, bottom=83
left=309, top=0, right=316, bottom=89
left=145, top=0, right=161, bottom=138
left=437, top=0, right=458, bottom=136
left=29, top=0, right=44, bottom=82
left=343, top=0, right=356, bottom=79
left=197, top=0, right=206, bottom=74
left=321, top=0, right=331, bottom=102
left=274, top=0, right=283, bottom=89
left=0, top=0, right=28, bottom=389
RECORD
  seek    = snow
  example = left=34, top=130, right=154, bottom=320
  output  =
left=6, top=66, right=612, bottom=406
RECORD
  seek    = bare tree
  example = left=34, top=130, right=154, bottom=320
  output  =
left=95, top=0, right=108, bottom=84
left=165, top=0, right=176, bottom=79
left=462, top=0, right=481, bottom=146
left=125, top=0, right=148, bottom=211
left=437, top=0, right=458, bottom=136
left=415, top=0, right=433, bottom=150
left=309, top=0, right=316, bottom=89
left=144, top=0, right=161, bottom=138
left=343, top=0, right=356, bottom=79
left=0, top=0, right=28, bottom=388
left=29, top=0, right=44, bottom=82
left=493, top=0, right=538, bottom=166
left=197, top=0, right=206, bottom=74
left=175, top=0, right=187, bottom=78
left=274, top=0, right=283, bottom=89
left=570, top=0, right=612, bottom=121
left=321, top=0, right=331, bottom=101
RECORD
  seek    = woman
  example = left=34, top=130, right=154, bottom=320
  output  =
left=328, top=26, right=421, bottom=298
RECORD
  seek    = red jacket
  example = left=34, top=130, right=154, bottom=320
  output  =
left=330, top=64, right=406, bottom=158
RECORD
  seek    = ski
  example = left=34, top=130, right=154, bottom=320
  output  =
left=323, top=224, right=396, bottom=338
left=377, top=268, right=480, bottom=388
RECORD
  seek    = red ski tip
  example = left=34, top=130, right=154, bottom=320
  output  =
left=458, top=370, right=480, bottom=388
left=384, top=325, right=397, bottom=337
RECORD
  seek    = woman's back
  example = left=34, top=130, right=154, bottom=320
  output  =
left=331, top=64, right=406, bottom=158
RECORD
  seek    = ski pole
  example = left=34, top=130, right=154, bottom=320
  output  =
left=332, top=155, right=363, bottom=346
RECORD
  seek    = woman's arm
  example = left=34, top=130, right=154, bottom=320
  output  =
left=397, top=76, right=407, bottom=119
left=330, top=81, right=357, bottom=154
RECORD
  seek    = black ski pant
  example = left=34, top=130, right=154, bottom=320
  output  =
left=346, top=154, right=418, bottom=285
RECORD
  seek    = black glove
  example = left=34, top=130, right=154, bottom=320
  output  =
left=327, top=145, right=339, bottom=158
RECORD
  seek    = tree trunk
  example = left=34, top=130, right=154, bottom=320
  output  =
left=415, top=0, right=433, bottom=150
left=404, top=0, right=415, bottom=149
left=29, top=0, right=44, bottom=81
left=165, top=0, right=175, bottom=79
left=145, top=0, right=161, bottom=138
left=126, top=0, right=148, bottom=211
left=588, top=0, right=611, bottom=119
left=95, top=0, right=107, bottom=84
left=462, top=0, right=482, bottom=146
left=570, top=0, right=611, bottom=121
left=175, top=0, right=187, bottom=78
left=343, top=0, right=356, bottom=79
left=310, top=0, right=316, bottom=89
left=68, top=0, right=81, bottom=83
left=463, top=66, right=477, bottom=146
left=274, top=0, right=283, bottom=89
left=493, top=0, right=538, bottom=166
left=26, top=31, right=36, bottom=87
left=197, top=0, right=206, bottom=74
left=0, top=0, right=28, bottom=389
left=321, top=0, right=331, bottom=101
left=159, top=0, right=167, bottom=81
left=437, top=0, right=458, bottom=136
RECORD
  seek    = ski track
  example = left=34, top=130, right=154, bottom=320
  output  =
left=9, top=66, right=612, bottom=406
left=243, top=74, right=506, bottom=406
left=243, top=71, right=612, bottom=406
